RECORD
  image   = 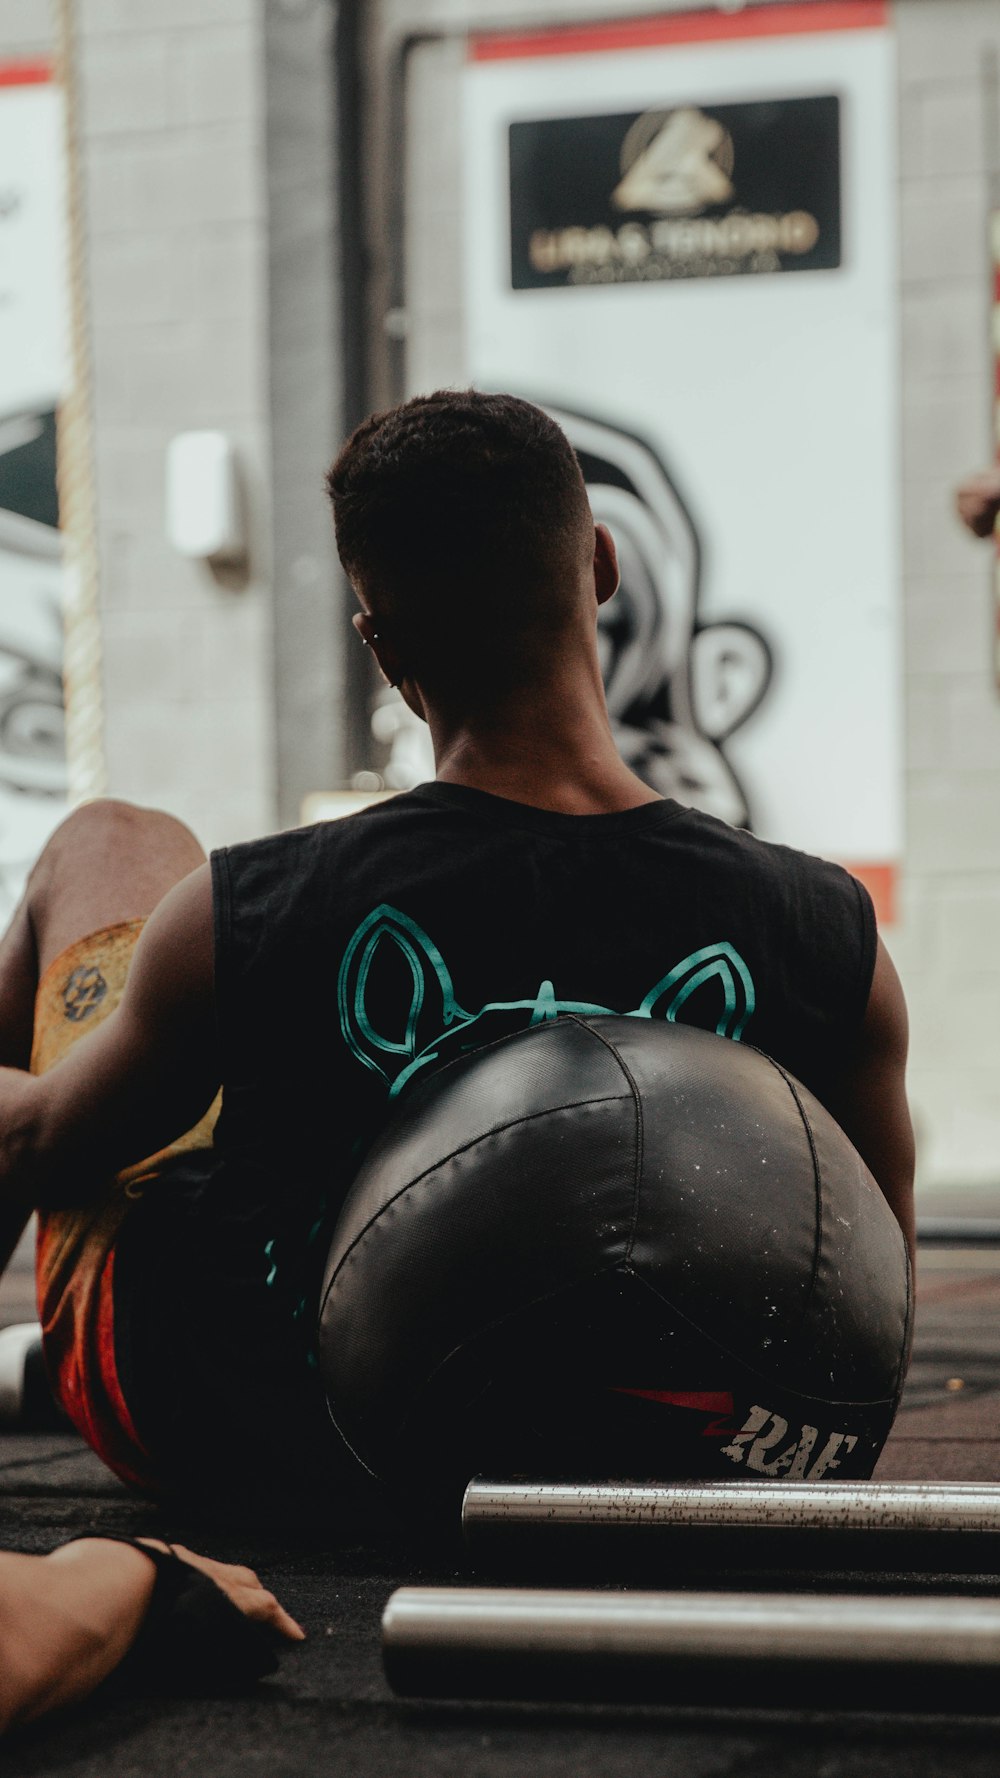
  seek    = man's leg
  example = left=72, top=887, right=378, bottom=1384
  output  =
left=24, top=797, right=205, bottom=985
left=0, top=798, right=205, bottom=1074
left=0, top=802, right=208, bottom=1443
left=0, top=801, right=204, bottom=1276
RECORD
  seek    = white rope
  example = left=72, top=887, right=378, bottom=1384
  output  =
left=53, top=0, right=107, bottom=804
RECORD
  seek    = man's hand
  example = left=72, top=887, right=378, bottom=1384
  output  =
left=136, top=1540, right=305, bottom=1643
left=955, top=467, right=1000, bottom=539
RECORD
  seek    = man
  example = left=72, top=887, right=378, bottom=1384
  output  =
left=0, top=391, right=914, bottom=1502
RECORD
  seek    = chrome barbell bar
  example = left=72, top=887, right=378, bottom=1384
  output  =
left=462, top=1480, right=1000, bottom=1573
left=383, top=1585, right=1000, bottom=1706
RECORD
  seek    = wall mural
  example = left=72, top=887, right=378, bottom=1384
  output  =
left=559, top=405, right=771, bottom=828
left=0, top=408, right=67, bottom=912
left=0, top=71, right=69, bottom=925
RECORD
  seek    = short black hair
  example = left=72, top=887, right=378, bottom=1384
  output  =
left=326, top=390, right=592, bottom=689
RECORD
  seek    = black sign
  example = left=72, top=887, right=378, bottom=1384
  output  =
left=509, top=95, right=841, bottom=290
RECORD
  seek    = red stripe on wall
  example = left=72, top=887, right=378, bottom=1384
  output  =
left=0, top=60, right=51, bottom=86
left=843, top=862, right=897, bottom=927
left=471, top=4, right=888, bottom=63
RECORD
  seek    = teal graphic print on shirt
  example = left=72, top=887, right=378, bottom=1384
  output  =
left=337, top=903, right=756, bottom=1098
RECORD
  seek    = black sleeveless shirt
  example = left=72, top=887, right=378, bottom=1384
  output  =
left=119, top=784, right=876, bottom=1495
left=212, top=781, right=873, bottom=1290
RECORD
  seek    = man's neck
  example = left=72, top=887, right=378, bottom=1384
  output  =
left=428, top=693, right=662, bottom=818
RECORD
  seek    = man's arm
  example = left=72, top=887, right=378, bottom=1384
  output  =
left=825, top=935, right=915, bottom=1268
left=0, top=864, right=219, bottom=1209
left=0, top=1539, right=303, bottom=1733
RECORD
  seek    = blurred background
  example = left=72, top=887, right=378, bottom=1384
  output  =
left=0, top=0, right=998, bottom=1194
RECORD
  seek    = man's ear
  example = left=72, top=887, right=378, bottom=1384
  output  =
left=593, top=522, right=620, bottom=607
left=353, top=609, right=405, bottom=691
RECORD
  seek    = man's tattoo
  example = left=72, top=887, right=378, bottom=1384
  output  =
left=62, top=966, right=108, bottom=1023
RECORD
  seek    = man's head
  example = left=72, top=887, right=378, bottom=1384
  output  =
left=326, top=390, right=615, bottom=709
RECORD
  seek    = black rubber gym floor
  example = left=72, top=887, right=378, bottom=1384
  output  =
left=2, top=1195, right=999, bottom=1777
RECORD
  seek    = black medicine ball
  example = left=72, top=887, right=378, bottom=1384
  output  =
left=318, top=1017, right=910, bottom=1500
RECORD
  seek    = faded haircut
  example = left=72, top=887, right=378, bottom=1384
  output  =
left=326, top=390, right=593, bottom=690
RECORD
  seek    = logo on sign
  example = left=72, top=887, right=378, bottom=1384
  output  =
left=613, top=107, right=735, bottom=216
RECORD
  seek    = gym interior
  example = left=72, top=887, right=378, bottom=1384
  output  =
left=3, top=0, right=1000, bottom=1772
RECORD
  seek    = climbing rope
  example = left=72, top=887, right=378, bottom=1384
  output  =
left=52, top=0, right=107, bottom=803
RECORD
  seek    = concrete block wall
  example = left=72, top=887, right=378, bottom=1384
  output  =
left=889, top=0, right=1000, bottom=1185
left=402, top=35, right=466, bottom=397
left=75, top=0, right=275, bottom=850
left=2, top=0, right=356, bottom=849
